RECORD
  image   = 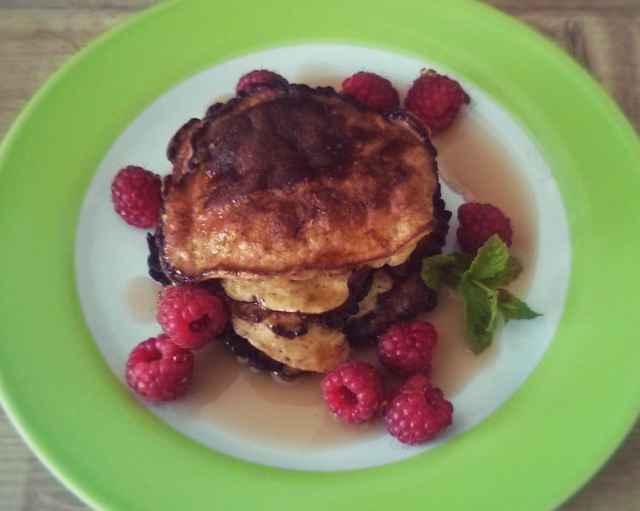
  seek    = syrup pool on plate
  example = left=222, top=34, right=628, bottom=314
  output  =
left=429, top=113, right=538, bottom=395
left=125, top=113, right=538, bottom=448
left=124, top=276, right=161, bottom=323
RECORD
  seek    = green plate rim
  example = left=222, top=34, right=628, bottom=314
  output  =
left=1, top=0, right=639, bottom=510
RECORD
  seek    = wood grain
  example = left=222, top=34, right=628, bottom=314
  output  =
left=0, top=1, right=638, bottom=510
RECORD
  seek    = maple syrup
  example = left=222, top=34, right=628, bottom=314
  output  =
left=124, top=276, right=160, bottom=322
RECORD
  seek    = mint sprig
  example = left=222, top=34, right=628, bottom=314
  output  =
left=467, top=235, right=510, bottom=282
left=460, top=277, right=498, bottom=354
left=421, top=253, right=472, bottom=290
left=497, top=288, right=542, bottom=322
left=421, top=235, right=540, bottom=353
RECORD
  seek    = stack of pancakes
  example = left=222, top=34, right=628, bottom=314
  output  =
left=156, top=84, right=449, bottom=374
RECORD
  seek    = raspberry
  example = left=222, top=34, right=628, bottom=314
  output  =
left=385, top=378, right=453, bottom=444
left=157, top=285, right=228, bottom=349
left=341, top=71, right=400, bottom=112
left=321, top=361, right=384, bottom=424
left=236, top=69, right=288, bottom=94
left=405, top=69, right=470, bottom=134
left=126, top=335, right=194, bottom=402
left=111, top=166, right=162, bottom=229
left=457, top=202, right=513, bottom=254
left=378, top=321, right=438, bottom=375
left=401, top=372, right=431, bottom=392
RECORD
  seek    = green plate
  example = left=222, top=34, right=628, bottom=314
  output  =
left=0, top=0, right=638, bottom=509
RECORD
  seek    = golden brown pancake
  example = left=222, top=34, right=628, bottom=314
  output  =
left=159, top=84, right=438, bottom=282
left=221, top=271, right=351, bottom=314
left=232, top=316, right=349, bottom=373
left=220, top=236, right=419, bottom=314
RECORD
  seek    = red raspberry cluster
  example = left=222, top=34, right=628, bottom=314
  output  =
left=405, top=69, right=470, bottom=134
left=385, top=373, right=453, bottom=444
left=457, top=202, right=513, bottom=254
left=111, top=166, right=162, bottom=229
left=125, top=335, right=194, bottom=402
left=340, top=68, right=469, bottom=133
left=321, top=320, right=453, bottom=445
left=125, top=285, right=228, bottom=402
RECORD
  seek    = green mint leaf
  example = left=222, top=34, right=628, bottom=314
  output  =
left=421, top=254, right=455, bottom=290
left=466, top=235, right=510, bottom=283
left=460, top=277, right=498, bottom=353
left=497, top=289, right=542, bottom=321
left=482, top=256, right=523, bottom=288
left=421, top=253, right=472, bottom=290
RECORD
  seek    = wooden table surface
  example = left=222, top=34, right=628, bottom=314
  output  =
left=0, top=1, right=638, bottom=509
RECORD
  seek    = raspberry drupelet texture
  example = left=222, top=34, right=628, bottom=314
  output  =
left=405, top=69, right=470, bottom=134
left=341, top=71, right=400, bottom=112
left=457, top=202, right=513, bottom=254
left=126, top=335, right=194, bottom=402
left=402, top=372, right=431, bottom=392
left=236, top=69, right=288, bottom=94
left=157, top=285, right=228, bottom=350
left=378, top=321, right=438, bottom=375
left=385, top=375, right=453, bottom=444
left=111, top=166, right=162, bottom=229
left=321, top=361, right=384, bottom=424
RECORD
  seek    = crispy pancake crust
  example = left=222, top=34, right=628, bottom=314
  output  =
left=159, top=84, right=438, bottom=282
